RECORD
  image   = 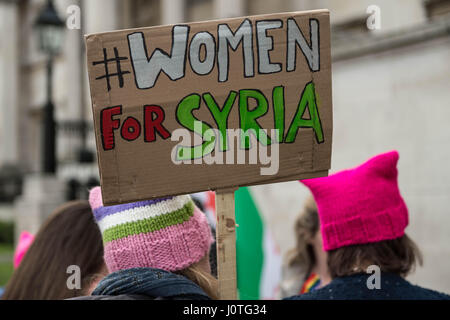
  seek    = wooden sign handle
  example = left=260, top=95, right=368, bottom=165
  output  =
left=215, top=188, right=238, bottom=300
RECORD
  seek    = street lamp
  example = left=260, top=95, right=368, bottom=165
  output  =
left=35, top=0, right=65, bottom=174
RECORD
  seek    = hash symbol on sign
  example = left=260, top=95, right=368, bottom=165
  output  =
left=93, top=47, right=130, bottom=91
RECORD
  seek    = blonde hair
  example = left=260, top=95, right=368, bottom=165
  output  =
left=177, top=264, right=219, bottom=300
left=287, top=196, right=320, bottom=276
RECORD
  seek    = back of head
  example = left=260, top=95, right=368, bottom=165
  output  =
left=300, top=150, right=422, bottom=278
left=2, top=201, right=105, bottom=300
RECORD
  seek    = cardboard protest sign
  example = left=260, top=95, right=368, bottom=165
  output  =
left=86, top=9, right=332, bottom=206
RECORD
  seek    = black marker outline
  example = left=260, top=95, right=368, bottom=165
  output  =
left=284, top=81, right=324, bottom=144
left=202, top=90, right=238, bottom=152
left=188, top=31, right=216, bottom=76
left=127, top=25, right=190, bottom=90
left=174, top=93, right=216, bottom=160
left=272, top=84, right=285, bottom=143
left=100, top=105, right=122, bottom=151
left=255, top=19, right=283, bottom=75
left=217, top=19, right=255, bottom=82
left=143, top=105, right=171, bottom=142
left=238, top=88, right=272, bottom=150
left=286, top=17, right=320, bottom=73
left=120, top=116, right=141, bottom=141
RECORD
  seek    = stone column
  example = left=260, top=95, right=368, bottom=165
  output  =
left=14, top=175, right=67, bottom=241
left=214, top=0, right=244, bottom=19
left=12, top=0, right=81, bottom=241
left=0, top=2, right=19, bottom=166
left=161, top=0, right=185, bottom=24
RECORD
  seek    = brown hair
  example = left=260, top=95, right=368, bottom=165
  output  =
left=2, top=201, right=105, bottom=300
left=287, top=196, right=320, bottom=277
left=327, top=234, right=423, bottom=278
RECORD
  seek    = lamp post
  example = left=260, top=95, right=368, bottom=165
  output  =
left=35, top=0, right=65, bottom=174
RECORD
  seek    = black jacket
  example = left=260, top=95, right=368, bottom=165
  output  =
left=286, top=273, right=450, bottom=300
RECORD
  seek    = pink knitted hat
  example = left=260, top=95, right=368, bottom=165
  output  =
left=300, top=150, right=409, bottom=251
left=89, top=187, right=214, bottom=273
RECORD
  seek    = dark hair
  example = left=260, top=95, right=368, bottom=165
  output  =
left=287, top=196, right=320, bottom=277
left=327, top=234, right=423, bottom=278
left=2, top=201, right=105, bottom=300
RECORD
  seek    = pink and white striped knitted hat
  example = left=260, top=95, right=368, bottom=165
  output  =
left=89, top=187, right=214, bottom=272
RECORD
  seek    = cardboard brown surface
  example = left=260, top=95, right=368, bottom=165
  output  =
left=86, top=10, right=333, bottom=205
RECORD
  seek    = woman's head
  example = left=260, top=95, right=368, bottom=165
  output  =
left=327, top=234, right=423, bottom=278
left=88, top=187, right=217, bottom=297
left=288, top=196, right=320, bottom=272
left=301, top=150, right=421, bottom=278
left=2, top=201, right=106, bottom=300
